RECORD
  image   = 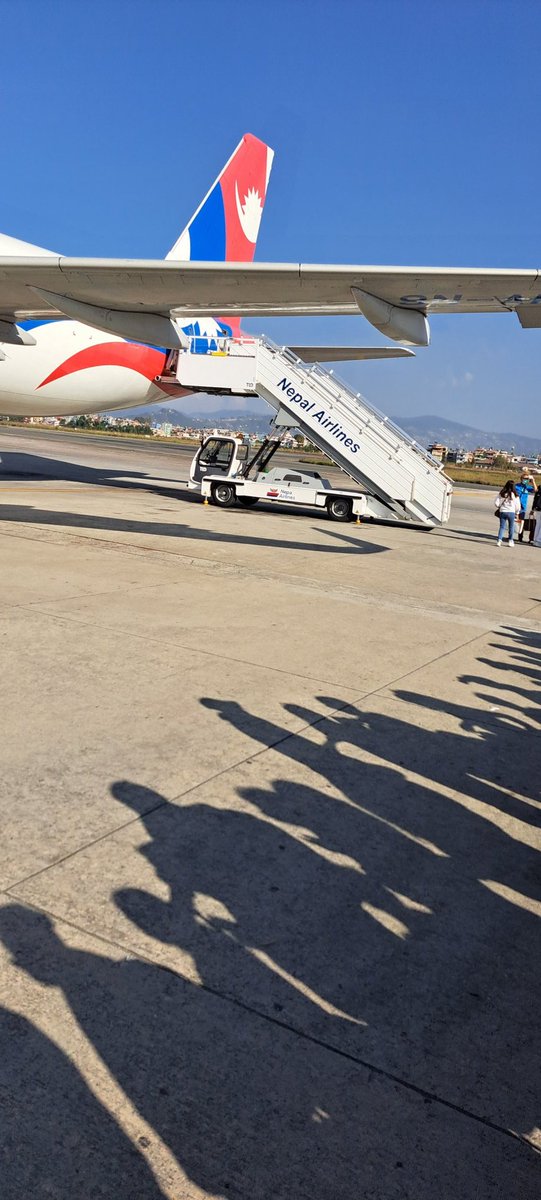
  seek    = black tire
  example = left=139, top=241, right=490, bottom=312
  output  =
left=327, top=496, right=352, bottom=522
left=210, top=481, right=236, bottom=508
left=237, top=495, right=259, bottom=508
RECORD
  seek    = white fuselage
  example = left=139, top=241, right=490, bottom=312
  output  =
left=0, top=319, right=189, bottom=416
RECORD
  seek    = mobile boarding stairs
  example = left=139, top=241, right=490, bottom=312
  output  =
left=169, top=336, right=453, bottom=527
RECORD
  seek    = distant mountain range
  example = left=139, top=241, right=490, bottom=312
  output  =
left=391, top=415, right=541, bottom=456
left=106, top=406, right=540, bottom=455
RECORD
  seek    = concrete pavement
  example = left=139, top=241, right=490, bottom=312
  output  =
left=0, top=430, right=539, bottom=1198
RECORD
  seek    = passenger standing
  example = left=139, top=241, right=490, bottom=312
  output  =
left=515, top=471, right=536, bottom=541
left=494, top=481, right=521, bottom=547
left=531, top=485, right=541, bottom=546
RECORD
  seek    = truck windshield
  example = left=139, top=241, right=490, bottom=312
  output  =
left=200, top=439, right=235, bottom=467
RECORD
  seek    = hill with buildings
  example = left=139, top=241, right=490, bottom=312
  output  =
left=101, top=406, right=540, bottom=455
left=105, top=406, right=273, bottom=436
left=393, top=415, right=541, bottom=456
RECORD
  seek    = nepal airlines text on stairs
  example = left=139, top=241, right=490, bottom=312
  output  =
left=174, top=336, right=453, bottom=527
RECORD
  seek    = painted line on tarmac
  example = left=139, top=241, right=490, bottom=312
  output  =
left=0, top=486, right=117, bottom=493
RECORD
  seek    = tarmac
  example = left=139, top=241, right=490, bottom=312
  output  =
left=0, top=427, right=539, bottom=1199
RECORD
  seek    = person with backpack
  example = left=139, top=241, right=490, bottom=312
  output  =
left=494, top=481, right=521, bottom=547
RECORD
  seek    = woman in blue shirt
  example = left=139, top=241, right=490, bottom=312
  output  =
left=515, top=472, right=536, bottom=542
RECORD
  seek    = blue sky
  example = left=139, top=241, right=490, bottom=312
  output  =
left=2, top=0, right=540, bottom=433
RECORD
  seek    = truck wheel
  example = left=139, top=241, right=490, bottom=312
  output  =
left=327, top=496, right=352, bottom=522
left=210, top=482, right=236, bottom=508
left=238, top=496, right=258, bottom=508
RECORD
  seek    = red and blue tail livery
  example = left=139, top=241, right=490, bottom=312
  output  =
left=167, top=133, right=274, bottom=264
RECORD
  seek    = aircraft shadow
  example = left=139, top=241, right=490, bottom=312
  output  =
left=0, top=448, right=444, bottom=533
left=0, top=449, right=196, bottom=502
left=0, top=501, right=388, bottom=555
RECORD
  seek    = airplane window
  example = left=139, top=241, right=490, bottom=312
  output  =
left=283, top=474, right=303, bottom=482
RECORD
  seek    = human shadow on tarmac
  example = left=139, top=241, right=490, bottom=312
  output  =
left=0, top=1003, right=163, bottom=1199
left=457, top=625, right=541, bottom=727
left=0, top=503, right=388, bottom=554
left=442, top=528, right=505, bottom=542
left=0, top=627, right=539, bottom=1198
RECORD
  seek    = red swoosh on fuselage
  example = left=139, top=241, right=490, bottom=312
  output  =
left=38, top=342, right=168, bottom=389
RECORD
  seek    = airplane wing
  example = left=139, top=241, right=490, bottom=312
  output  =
left=1, top=257, right=540, bottom=346
left=289, top=345, right=415, bottom=362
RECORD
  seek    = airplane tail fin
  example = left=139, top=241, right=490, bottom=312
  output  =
left=166, top=132, right=274, bottom=337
